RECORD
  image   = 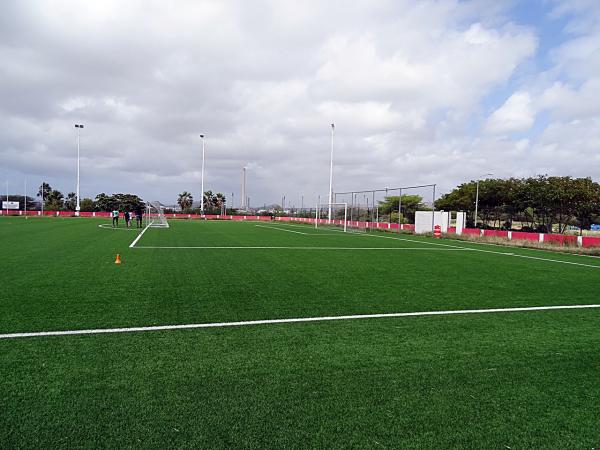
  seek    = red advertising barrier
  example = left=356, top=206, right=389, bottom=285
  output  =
left=544, top=234, right=578, bottom=246
left=511, top=231, right=540, bottom=241
left=456, top=228, right=600, bottom=248
left=582, top=237, right=600, bottom=248
left=483, top=230, right=509, bottom=238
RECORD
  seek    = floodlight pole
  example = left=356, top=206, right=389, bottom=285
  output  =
left=328, top=123, right=335, bottom=222
left=474, top=173, right=493, bottom=228
left=24, top=180, right=27, bottom=217
left=74, top=124, right=84, bottom=215
left=200, top=134, right=205, bottom=214
left=5, top=180, right=8, bottom=215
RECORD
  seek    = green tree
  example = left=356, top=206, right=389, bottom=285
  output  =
left=435, top=183, right=476, bottom=214
left=112, top=193, right=145, bottom=211
left=64, top=192, right=77, bottom=211
left=45, top=190, right=64, bottom=211
left=379, top=195, right=427, bottom=223
left=80, top=198, right=95, bottom=212
left=94, top=193, right=144, bottom=211
left=436, top=175, right=600, bottom=232
left=94, top=193, right=113, bottom=211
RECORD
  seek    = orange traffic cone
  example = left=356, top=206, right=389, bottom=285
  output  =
left=115, top=254, right=122, bottom=265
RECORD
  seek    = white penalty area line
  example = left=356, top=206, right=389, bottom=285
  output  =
left=256, top=224, right=354, bottom=236
left=255, top=224, right=309, bottom=235
left=2, top=304, right=599, bottom=340
left=129, top=223, right=152, bottom=248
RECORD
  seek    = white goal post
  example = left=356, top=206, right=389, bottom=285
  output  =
left=315, top=202, right=348, bottom=232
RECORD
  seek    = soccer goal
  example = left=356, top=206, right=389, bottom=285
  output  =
left=147, top=202, right=169, bottom=228
left=315, top=202, right=347, bottom=232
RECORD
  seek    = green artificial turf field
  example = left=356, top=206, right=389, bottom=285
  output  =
left=1, top=216, right=600, bottom=448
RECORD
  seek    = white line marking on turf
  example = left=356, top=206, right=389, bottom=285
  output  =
left=98, top=224, right=137, bottom=231
left=132, top=246, right=471, bottom=250
left=129, top=221, right=600, bottom=269
left=2, top=304, right=599, bottom=340
left=296, top=225, right=600, bottom=269
left=466, top=247, right=600, bottom=269
left=129, top=223, right=151, bottom=248
left=441, top=236, right=600, bottom=260
left=255, top=224, right=309, bottom=235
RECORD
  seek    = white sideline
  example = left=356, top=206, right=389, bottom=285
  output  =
left=1, top=304, right=599, bottom=340
left=133, top=246, right=471, bottom=250
left=129, top=223, right=151, bottom=248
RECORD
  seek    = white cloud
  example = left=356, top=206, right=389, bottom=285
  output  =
left=539, top=80, right=600, bottom=120
left=485, top=92, right=535, bottom=134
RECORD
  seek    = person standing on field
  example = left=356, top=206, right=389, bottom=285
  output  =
left=112, top=209, right=119, bottom=228
left=124, top=210, right=131, bottom=227
left=135, top=205, right=143, bottom=228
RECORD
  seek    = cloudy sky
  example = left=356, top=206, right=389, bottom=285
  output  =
left=1, top=0, right=599, bottom=207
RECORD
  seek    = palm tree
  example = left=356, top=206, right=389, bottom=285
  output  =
left=214, top=193, right=226, bottom=208
left=203, top=190, right=214, bottom=210
left=177, top=191, right=193, bottom=212
left=37, top=182, right=52, bottom=199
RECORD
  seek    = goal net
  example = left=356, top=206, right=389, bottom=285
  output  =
left=315, top=203, right=347, bottom=232
left=147, top=201, right=169, bottom=228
